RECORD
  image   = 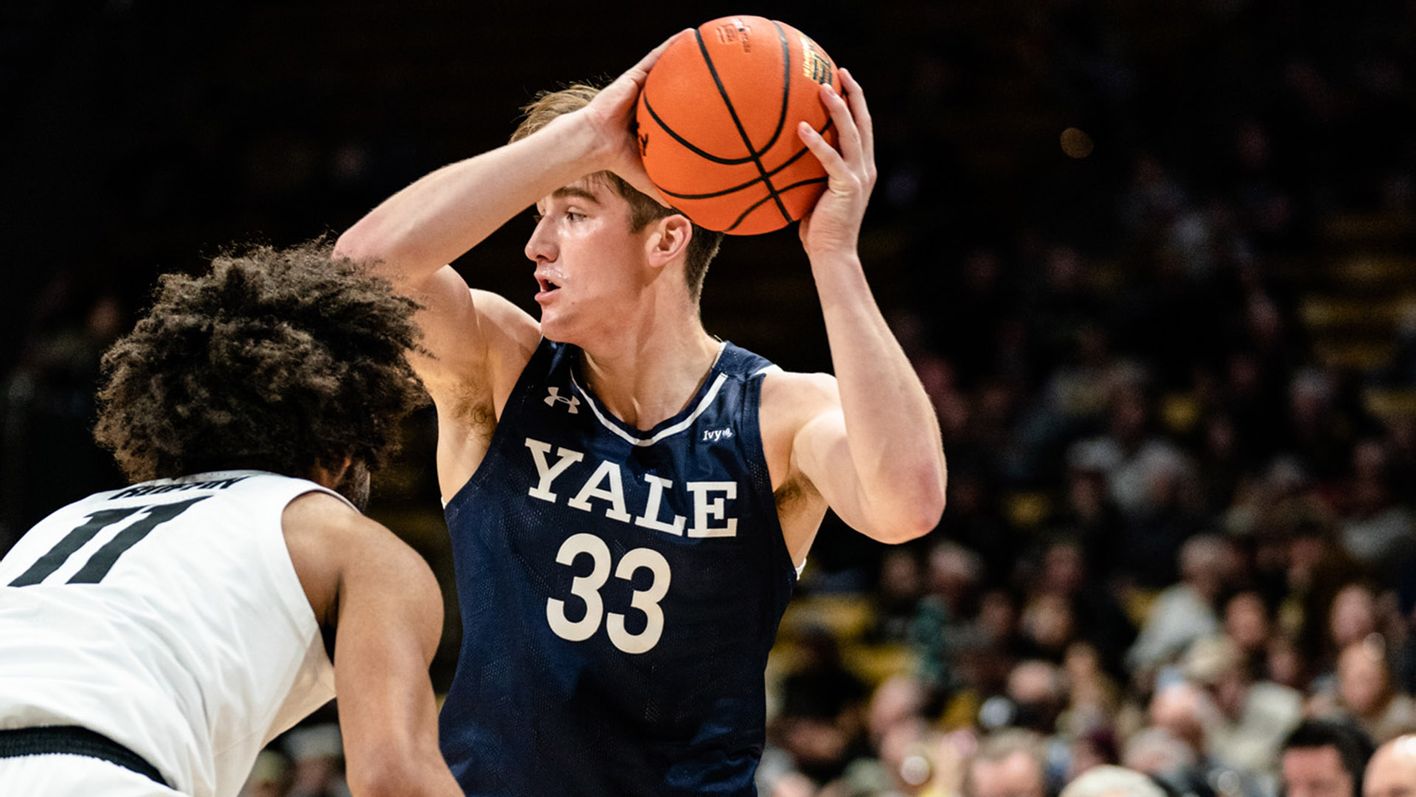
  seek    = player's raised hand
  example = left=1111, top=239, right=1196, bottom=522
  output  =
left=578, top=30, right=691, bottom=206
left=796, top=68, right=876, bottom=259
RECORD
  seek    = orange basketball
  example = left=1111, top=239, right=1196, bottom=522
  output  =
left=635, top=16, right=841, bottom=235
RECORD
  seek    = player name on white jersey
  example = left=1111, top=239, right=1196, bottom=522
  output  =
left=110, top=476, right=250, bottom=500
left=523, top=437, right=738, bottom=538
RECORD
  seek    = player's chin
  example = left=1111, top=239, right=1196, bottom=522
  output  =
left=536, top=313, right=576, bottom=345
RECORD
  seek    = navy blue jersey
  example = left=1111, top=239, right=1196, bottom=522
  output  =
left=440, top=339, right=798, bottom=796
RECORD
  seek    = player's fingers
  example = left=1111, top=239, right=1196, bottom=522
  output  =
left=839, top=69, right=875, bottom=169
left=817, top=83, right=863, bottom=168
left=628, top=29, right=692, bottom=81
left=797, top=121, right=851, bottom=185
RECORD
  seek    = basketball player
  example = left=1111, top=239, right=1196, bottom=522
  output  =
left=335, top=32, right=947, bottom=795
left=0, top=244, right=461, bottom=797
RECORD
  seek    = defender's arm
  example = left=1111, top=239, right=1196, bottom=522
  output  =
left=284, top=494, right=461, bottom=797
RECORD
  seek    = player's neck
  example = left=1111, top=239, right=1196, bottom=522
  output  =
left=579, top=314, right=720, bottom=432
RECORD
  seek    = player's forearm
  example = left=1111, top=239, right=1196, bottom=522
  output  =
left=335, top=112, right=604, bottom=284
left=813, top=252, right=947, bottom=538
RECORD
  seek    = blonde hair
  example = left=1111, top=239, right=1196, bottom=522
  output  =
left=513, top=84, right=722, bottom=301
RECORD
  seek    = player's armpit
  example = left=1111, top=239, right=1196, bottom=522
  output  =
left=327, top=517, right=462, bottom=797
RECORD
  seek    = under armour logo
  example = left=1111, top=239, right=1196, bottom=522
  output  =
left=544, top=386, right=580, bottom=414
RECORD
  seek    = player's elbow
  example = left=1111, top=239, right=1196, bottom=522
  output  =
left=334, top=224, right=422, bottom=284
left=334, top=226, right=395, bottom=269
left=873, top=469, right=946, bottom=543
left=891, top=502, right=944, bottom=543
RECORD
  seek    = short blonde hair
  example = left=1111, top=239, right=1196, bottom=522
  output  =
left=513, top=84, right=722, bottom=301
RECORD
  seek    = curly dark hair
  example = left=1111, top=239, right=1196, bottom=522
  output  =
left=94, top=240, right=426, bottom=482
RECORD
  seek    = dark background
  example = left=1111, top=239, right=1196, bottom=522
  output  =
left=5, top=2, right=1416, bottom=793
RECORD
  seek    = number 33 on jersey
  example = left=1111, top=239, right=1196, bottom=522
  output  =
left=528, top=433, right=741, bottom=656
left=438, top=340, right=798, bottom=792
left=546, top=533, right=669, bottom=654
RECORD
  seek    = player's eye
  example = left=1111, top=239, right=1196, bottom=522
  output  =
left=564, top=209, right=587, bottom=222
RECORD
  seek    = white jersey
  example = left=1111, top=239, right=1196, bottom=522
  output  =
left=0, top=471, right=343, bottom=796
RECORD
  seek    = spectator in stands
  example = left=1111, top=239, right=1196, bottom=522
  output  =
left=1063, top=643, right=1122, bottom=738
left=1279, top=719, right=1374, bottom=797
left=1128, top=535, right=1239, bottom=675
left=1003, top=660, right=1065, bottom=736
left=1333, top=640, right=1416, bottom=744
left=866, top=675, right=930, bottom=754
left=1363, top=734, right=1416, bottom=797
left=1285, top=369, right=1354, bottom=485
left=1060, top=765, right=1166, bottom=797
left=965, top=731, right=1048, bottom=797
left=1122, top=726, right=1202, bottom=796
left=1054, top=466, right=1127, bottom=585
left=876, top=550, right=926, bottom=643
left=1339, top=439, right=1416, bottom=576
left=1224, top=591, right=1275, bottom=674
left=911, top=542, right=984, bottom=691
left=1036, top=539, right=1136, bottom=673
left=774, top=625, right=869, bottom=783
left=1327, top=584, right=1385, bottom=671
left=1181, top=635, right=1303, bottom=778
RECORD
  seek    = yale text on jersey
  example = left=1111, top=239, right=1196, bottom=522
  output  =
left=523, top=437, right=737, bottom=538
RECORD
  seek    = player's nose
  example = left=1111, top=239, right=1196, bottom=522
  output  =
left=524, top=219, right=558, bottom=264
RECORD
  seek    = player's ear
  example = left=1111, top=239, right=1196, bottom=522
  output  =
left=645, top=214, right=692, bottom=270
left=310, top=456, right=354, bottom=490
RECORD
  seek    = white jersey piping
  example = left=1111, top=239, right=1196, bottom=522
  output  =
left=571, top=371, right=730, bottom=447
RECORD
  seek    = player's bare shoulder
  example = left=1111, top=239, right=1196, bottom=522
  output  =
left=760, top=369, right=839, bottom=407
left=757, top=369, right=839, bottom=491
left=758, top=369, right=840, bottom=444
left=280, top=492, right=438, bottom=629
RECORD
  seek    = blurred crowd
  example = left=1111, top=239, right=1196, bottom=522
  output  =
left=3, top=2, right=1416, bottom=796
left=751, top=2, right=1416, bottom=796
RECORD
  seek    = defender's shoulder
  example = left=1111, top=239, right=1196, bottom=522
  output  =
left=281, top=491, right=431, bottom=625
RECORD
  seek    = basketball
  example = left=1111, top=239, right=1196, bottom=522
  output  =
left=635, top=16, right=842, bottom=235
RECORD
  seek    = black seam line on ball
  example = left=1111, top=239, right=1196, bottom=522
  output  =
left=657, top=118, right=835, bottom=200
left=643, top=93, right=758, bottom=165
left=724, top=176, right=829, bottom=232
left=694, top=27, right=791, bottom=223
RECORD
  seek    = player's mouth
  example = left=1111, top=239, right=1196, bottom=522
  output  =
left=535, top=272, right=563, bottom=302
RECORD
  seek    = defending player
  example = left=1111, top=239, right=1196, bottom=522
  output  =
left=335, top=32, right=947, bottom=795
left=0, top=244, right=461, bottom=797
